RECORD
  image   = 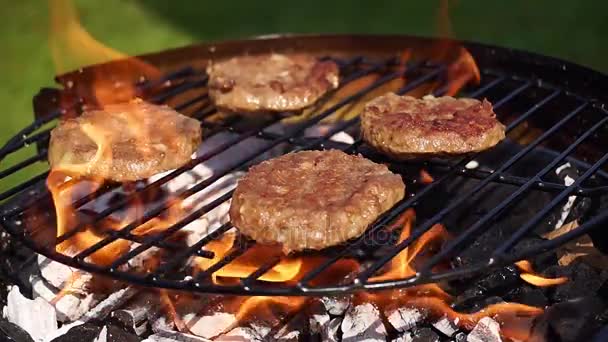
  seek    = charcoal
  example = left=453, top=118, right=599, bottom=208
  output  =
left=511, top=236, right=557, bottom=271
left=466, top=317, right=501, bottom=342
left=432, top=316, right=458, bottom=337
left=503, top=286, right=548, bottom=307
left=452, top=332, right=467, bottom=342
left=0, top=318, right=34, bottom=342
left=50, top=323, right=101, bottom=342
left=451, top=265, right=520, bottom=308
left=544, top=262, right=603, bottom=302
left=536, top=296, right=606, bottom=342
left=409, top=327, right=440, bottom=342
left=105, top=324, right=140, bottom=342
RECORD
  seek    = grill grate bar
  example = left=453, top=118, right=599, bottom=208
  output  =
left=56, top=58, right=378, bottom=246
left=0, top=171, right=49, bottom=202
left=357, top=100, right=589, bottom=283
left=417, top=115, right=608, bottom=276
left=0, top=150, right=47, bottom=179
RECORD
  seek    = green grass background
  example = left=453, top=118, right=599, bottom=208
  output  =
left=1, top=0, right=607, bottom=192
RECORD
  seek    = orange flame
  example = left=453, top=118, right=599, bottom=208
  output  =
left=515, top=260, right=569, bottom=287
left=420, top=169, right=435, bottom=184
left=49, top=0, right=160, bottom=107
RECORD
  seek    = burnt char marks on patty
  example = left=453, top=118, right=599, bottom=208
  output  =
left=229, top=150, right=405, bottom=253
left=207, top=53, right=339, bottom=114
left=361, top=93, right=506, bottom=158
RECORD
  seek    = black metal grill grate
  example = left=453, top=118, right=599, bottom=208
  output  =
left=1, top=49, right=608, bottom=296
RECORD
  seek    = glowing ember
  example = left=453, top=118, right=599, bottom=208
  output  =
left=420, top=169, right=434, bottom=184
left=515, top=260, right=569, bottom=287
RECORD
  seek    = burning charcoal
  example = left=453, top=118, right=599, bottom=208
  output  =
left=452, top=266, right=519, bottom=311
left=49, top=323, right=101, bottom=342
left=216, top=326, right=265, bottom=341
left=544, top=262, right=604, bottom=302
left=324, top=317, right=342, bottom=342
left=38, top=256, right=92, bottom=291
left=110, top=293, right=154, bottom=336
left=466, top=317, right=501, bottom=342
left=103, top=324, right=140, bottom=342
left=432, top=316, right=458, bottom=338
left=386, top=307, right=425, bottom=332
left=452, top=332, right=467, bottom=342
left=321, top=295, right=351, bottom=316
left=31, top=275, right=101, bottom=322
left=392, top=333, right=412, bottom=342
left=3, top=285, right=58, bottom=341
left=149, top=315, right=209, bottom=342
left=274, top=312, right=307, bottom=341
left=342, top=303, right=387, bottom=341
left=503, top=286, right=548, bottom=308
left=309, top=300, right=330, bottom=336
left=511, top=237, right=557, bottom=271
left=409, top=327, right=440, bottom=342
left=0, top=318, right=34, bottom=342
left=535, top=296, right=606, bottom=342
left=185, top=311, right=237, bottom=339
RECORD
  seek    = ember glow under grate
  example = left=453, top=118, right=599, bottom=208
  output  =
left=1, top=35, right=608, bottom=299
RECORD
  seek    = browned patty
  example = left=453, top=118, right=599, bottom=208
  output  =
left=360, top=93, right=506, bottom=158
left=229, top=150, right=405, bottom=253
left=206, top=53, right=339, bottom=113
left=49, top=99, right=202, bottom=181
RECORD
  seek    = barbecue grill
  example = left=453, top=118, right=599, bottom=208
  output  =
left=1, top=34, right=607, bottom=296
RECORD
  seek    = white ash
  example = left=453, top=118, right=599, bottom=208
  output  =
left=321, top=295, right=351, bottom=315
left=184, top=312, right=237, bottom=339
left=341, top=303, right=387, bottom=341
left=387, top=307, right=424, bottom=332
left=31, top=274, right=100, bottom=322
left=465, top=160, right=479, bottom=169
left=324, top=317, right=343, bottom=342
left=150, top=315, right=210, bottom=342
left=216, top=326, right=265, bottom=341
left=3, top=285, right=57, bottom=342
left=111, top=292, right=159, bottom=336
left=274, top=326, right=300, bottom=341
left=249, top=323, right=272, bottom=338
left=554, top=163, right=577, bottom=229
left=309, top=305, right=331, bottom=335
left=38, top=255, right=92, bottom=292
left=393, top=334, right=413, bottom=342
left=467, top=317, right=502, bottom=342
left=432, top=316, right=458, bottom=337
left=93, top=326, right=107, bottom=342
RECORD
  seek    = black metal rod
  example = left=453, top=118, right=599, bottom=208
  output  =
left=0, top=151, right=46, bottom=179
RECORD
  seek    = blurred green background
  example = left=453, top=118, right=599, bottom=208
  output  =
left=1, top=0, right=608, bottom=192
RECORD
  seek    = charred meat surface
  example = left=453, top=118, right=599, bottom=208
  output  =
left=360, top=93, right=506, bottom=158
left=206, top=53, right=339, bottom=113
left=48, top=99, right=202, bottom=182
left=229, top=149, right=405, bottom=252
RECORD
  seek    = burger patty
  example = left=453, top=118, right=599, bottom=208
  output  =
left=361, top=93, right=506, bottom=158
left=206, top=53, right=339, bottom=113
left=229, top=150, right=405, bottom=253
left=49, top=99, right=202, bottom=182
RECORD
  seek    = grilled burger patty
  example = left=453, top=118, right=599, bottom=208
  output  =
left=229, top=150, right=405, bottom=252
left=207, top=53, right=339, bottom=113
left=361, top=93, right=506, bottom=158
left=49, top=99, right=201, bottom=181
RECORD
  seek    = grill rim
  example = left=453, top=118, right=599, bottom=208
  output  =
left=1, top=34, right=608, bottom=296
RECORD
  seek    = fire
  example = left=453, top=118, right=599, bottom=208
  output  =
left=49, top=0, right=160, bottom=107
left=515, top=260, right=569, bottom=287
left=419, top=169, right=434, bottom=184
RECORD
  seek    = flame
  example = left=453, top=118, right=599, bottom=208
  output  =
left=49, top=0, right=160, bottom=107
left=515, top=260, right=569, bottom=287
left=420, top=169, right=434, bottom=184
left=50, top=271, right=82, bottom=305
